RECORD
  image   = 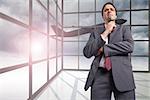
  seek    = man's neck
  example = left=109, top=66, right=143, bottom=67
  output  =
left=105, top=20, right=115, bottom=24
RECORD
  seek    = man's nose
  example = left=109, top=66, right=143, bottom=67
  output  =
left=108, top=9, right=111, bottom=13
left=107, top=11, right=111, bottom=15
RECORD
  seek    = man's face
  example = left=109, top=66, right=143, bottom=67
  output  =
left=102, top=4, right=117, bottom=22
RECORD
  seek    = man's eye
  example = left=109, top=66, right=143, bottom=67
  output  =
left=110, top=8, right=114, bottom=11
left=105, top=9, right=108, bottom=12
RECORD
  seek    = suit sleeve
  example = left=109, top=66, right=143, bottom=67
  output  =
left=104, top=26, right=134, bottom=57
left=83, top=32, right=105, bottom=58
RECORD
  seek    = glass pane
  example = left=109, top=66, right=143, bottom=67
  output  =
left=49, top=25, right=57, bottom=35
left=64, top=14, right=78, bottom=27
left=57, top=56, right=62, bottom=72
left=0, top=19, right=29, bottom=69
left=79, top=0, right=95, bottom=12
left=79, top=56, right=94, bottom=69
left=63, top=42, right=78, bottom=55
left=131, top=0, right=149, bottom=9
left=49, top=0, right=56, bottom=18
left=0, top=0, right=29, bottom=24
left=57, top=35, right=62, bottom=40
left=132, top=42, right=149, bottom=56
left=79, top=33, right=90, bottom=41
left=96, top=0, right=112, bottom=11
left=131, top=11, right=149, bottom=25
left=131, top=26, right=149, bottom=40
left=49, top=58, right=56, bottom=79
left=58, top=9, right=62, bottom=25
left=79, top=42, right=87, bottom=55
left=79, top=13, right=95, bottom=26
left=117, top=11, right=130, bottom=25
left=49, top=37, right=56, bottom=58
left=63, top=28, right=79, bottom=41
left=32, top=31, right=47, bottom=61
left=64, top=36, right=79, bottom=41
left=114, top=0, right=130, bottom=10
left=132, top=57, right=149, bottom=71
left=96, top=12, right=104, bottom=24
left=32, top=61, right=47, bottom=93
left=63, top=56, right=78, bottom=69
left=58, top=40, right=62, bottom=56
left=58, top=0, right=62, bottom=10
left=39, top=0, right=47, bottom=8
left=0, top=67, right=29, bottom=100
left=64, top=0, right=78, bottom=12
left=33, top=0, right=47, bottom=33
left=49, top=17, right=56, bottom=35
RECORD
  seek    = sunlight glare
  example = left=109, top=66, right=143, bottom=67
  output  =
left=31, top=42, right=43, bottom=56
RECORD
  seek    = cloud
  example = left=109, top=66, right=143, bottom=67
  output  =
left=132, top=26, right=148, bottom=40
left=0, top=19, right=28, bottom=53
left=131, top=0, right=149, bottom=9
left=132, top=11, right=149, bottom=25
left=0, top=0, right=29, bottom=23
left=0, top=0, right=149, bottom=57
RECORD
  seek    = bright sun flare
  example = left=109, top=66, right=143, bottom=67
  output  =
left=31, top=42, right=43, bottom=55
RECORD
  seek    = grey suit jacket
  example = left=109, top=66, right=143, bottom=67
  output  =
left=83, top=24, right=136, bottom=92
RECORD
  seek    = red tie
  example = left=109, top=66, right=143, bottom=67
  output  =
left=104, top=57, right=112, bottom=71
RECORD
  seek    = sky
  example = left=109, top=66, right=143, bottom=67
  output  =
left=0, top=0, right=149, bottom=55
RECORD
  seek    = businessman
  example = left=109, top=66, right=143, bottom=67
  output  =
left=83, top=2, right=136, bottom=100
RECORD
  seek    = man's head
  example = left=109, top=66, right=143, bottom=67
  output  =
left=102, top=2, right=117, bottom=23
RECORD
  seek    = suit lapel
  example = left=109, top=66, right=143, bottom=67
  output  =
left=94, top=24, right=105, bottom=34
left=93, top=24, right=121, bottom=43
left=109, top=25, right=120, bottom=43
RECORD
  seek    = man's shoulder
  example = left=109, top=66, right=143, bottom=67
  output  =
left=117, top=24, right=130, bottom=31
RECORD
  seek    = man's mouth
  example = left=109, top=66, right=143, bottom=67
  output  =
left=108, top=13, right=112, bottom=18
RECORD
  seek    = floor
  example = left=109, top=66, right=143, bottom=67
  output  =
left=34, top=71, right=150, bottom=100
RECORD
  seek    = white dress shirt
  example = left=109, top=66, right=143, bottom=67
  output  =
left=99, top=34, right=108, bottom=67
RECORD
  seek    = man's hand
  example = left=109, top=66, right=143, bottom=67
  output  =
left=101, top=21, right=116, bottom=39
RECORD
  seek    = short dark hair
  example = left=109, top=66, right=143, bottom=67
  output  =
left=101, top=2, right=117, bottom=17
